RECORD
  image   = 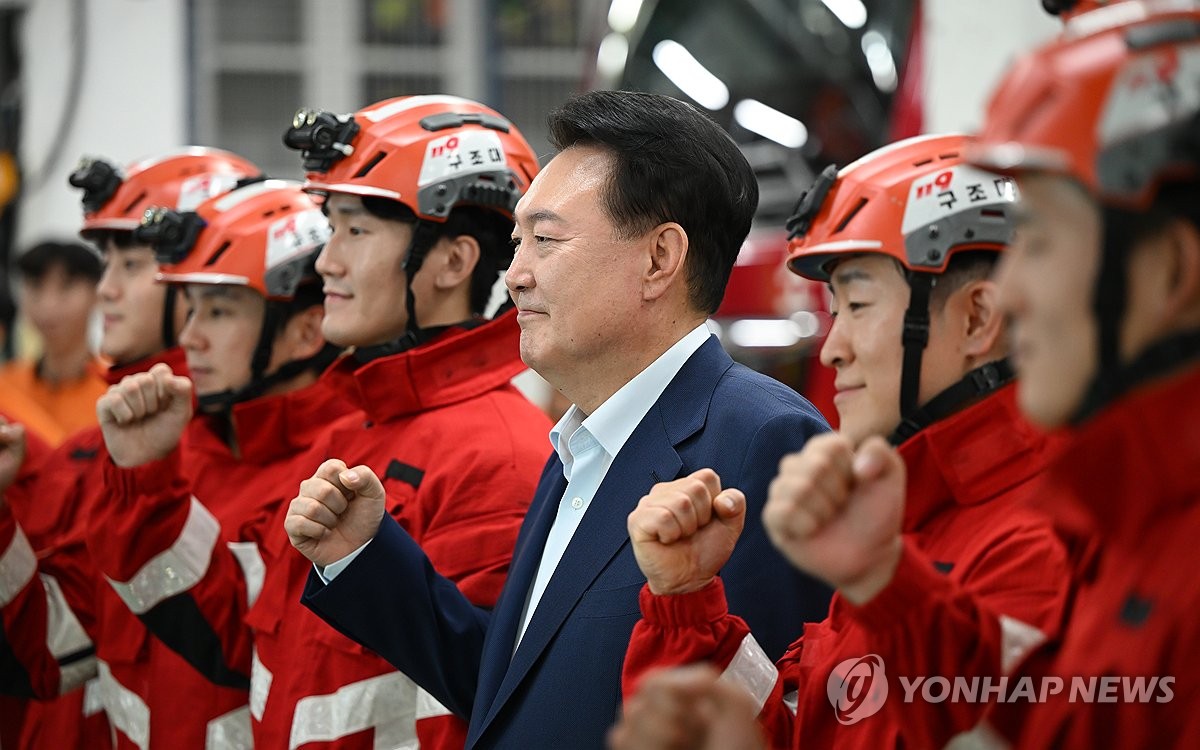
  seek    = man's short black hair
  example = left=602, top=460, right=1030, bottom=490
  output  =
left=930, top=250, right=1000, bottom=310
left=17, top=240, right=103, bottom=284
left=546, top=90, right=759, bottom=315
left=360, top=196, right=512, bottom=316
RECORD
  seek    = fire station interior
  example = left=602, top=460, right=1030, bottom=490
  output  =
left=0, top=0, right=1058, bottom=427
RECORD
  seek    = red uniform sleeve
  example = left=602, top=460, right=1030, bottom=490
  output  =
left=622, top=578, right=798, bottom=746
left=847, top=535, right=1067, bottom=749
left=86, top=448, right=258, bottom=690
left=0, top=508, right=99, bottom=699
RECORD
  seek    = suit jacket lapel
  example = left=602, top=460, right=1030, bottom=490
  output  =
left=470, top=456, right=565, bottom=731
left=476, top=408, right=681, bottom=734
left=472, top=338, right=734, bottom=742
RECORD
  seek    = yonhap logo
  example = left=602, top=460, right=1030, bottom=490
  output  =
left=827, top=654, right=889, bottom=725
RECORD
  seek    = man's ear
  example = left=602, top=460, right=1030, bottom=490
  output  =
left=957, top=279, right=1005, bottom=365
left=277, top=304, right=328, bottom=361
left=642, top=222, right=689, bottom=302
left=431, top=234, right=482, bottom=292
left=1157, top=216, right=1200, bottom=330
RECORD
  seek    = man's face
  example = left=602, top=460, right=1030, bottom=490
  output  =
left=994, top=173, right=1101, bottom=428
left=97, top=239, right=169, bottom=365
left=178, top=285, right=265, bottom=397
left=21, top=263, right=96, bottom=352
left=820, top=254, right=970, bottom=445
left=316, top=193, right=413, bottom=347
left=506, top=145, right=646, bottom=385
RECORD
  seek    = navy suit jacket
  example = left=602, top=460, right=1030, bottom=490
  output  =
left=303, top=337, right=832, bottom=748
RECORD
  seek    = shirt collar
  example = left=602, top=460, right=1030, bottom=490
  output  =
left=549, top=323, right=712, bottom=472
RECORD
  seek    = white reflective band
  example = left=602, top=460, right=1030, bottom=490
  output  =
left=207, top=704, right=253, bottom=749
left=212, top=178, right=296, bottom=212
left=155, top=272, right=252, bottom=287
left=83, top=677, right=105, bottom=717
left=782, top=689, right=799, bottom=717
left=945, top=722, right=1012, bottom=750
left=998, top=616, right=1047, bottom=675
left=97, top=660, right=150, bottom=750
left=107, top=497, right=220, bottom=614
left=361, top=95, right=474, bottom=123
left=250, top=648, right=272, bottom=722
left=290, top=671, right=422, bottom=750
left=0, top=525, right=36, bottom=607
left=716, top=634, right=778, bottom=715
left=41, top=574, right=97, bottom=692
left=415, top=686, right=453, bottom=721
left=227, top=541, right=266, bottom=607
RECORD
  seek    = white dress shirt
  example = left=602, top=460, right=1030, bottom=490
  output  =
left=319, top=323, right=714, bottom=651
left=512, top=323, right=712, bottom=650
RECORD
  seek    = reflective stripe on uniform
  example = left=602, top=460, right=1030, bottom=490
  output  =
left=226, top=541, right=265, bottom=607
left=83, top=677, right=105, bottom=717
left=97, top=660, right=150, bottom=750
left=41, top=573, right=97, bottom=692
left=717, top=633, right=779, bottom=715
left=290, top=671, right=423, bottom=750
left=415, top=686, right=453, bottom=721
left=250, top=648, right=271, bottom=722
left=207, top=704, right=253, bottom=749
left=106, top=497, right=220, bottom=614
left=998, top=615, right=1047, bottom=674
left=946, top=722, right=1012, bottom=750
left=0, top=525, right=36, bottom=607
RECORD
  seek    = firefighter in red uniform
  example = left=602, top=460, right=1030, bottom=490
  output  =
left=89, top=96, right=553, bottom=749
left=91, top=178, right=352, bottom=748
left=615, top=2, right=1200, bottom=748
left=609, top=135, right=1073, bottom=750
left=0, top=149, right=259, bottom=750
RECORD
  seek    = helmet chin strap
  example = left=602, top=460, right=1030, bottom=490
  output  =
left=1070, top=207, right=1200, bottom=422
left=888, top=269, right=1016, bottom=446
left=352, top=220, right=451, bottom=364
left=161, top=285, right=179, bottom=350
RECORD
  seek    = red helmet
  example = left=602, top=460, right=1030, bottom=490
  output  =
left=969, top=0, right=1200, bottom=422
left=1042, top=0, right=1126, bottom=19
left=136, top=180, right=336, bottom=410
left=70, top=147, right=261, bottom=238
left=284, top=95, right=539, bottom=221
left=145, top=180, right=329, bottom=301
left=968, top=0, right=1200, bottom=210
left=788, top=134, right=1018, bottom=282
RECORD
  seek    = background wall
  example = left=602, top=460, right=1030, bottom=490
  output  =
left=14, top=0, right=187, bottom=248
left=922, top=0, right=1060, bottom=133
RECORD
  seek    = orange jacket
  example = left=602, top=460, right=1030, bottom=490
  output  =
left=0, top=358, right=108, bottom=442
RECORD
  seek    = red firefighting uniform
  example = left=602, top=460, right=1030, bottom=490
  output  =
left=0, top=411, right=50, bottom=749
left=844, top=365, right=1200, bottom=748
left=622, top=384, right=1073, bottom=749
left=87, top=374, right=353, bottom=749
left=89, top=311, right=551, bottom=749
left=2, top=345, right=353, bottom=749
left=1, top=348, right=187, bottom=750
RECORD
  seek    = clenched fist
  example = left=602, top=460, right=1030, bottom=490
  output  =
left=97, top=363, right=194, bottom=468
left=763, top=433, right=906, bottom=605
left=627, top=468, right=746, bottom=596
left=285, top=459, right=386, bottom=568
left=608, top=664, right=766, bottom=750
left=0, top=418, right=27, bottom=500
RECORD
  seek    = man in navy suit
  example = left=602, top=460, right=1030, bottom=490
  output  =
left=285, top=90, right=831, bottom=749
